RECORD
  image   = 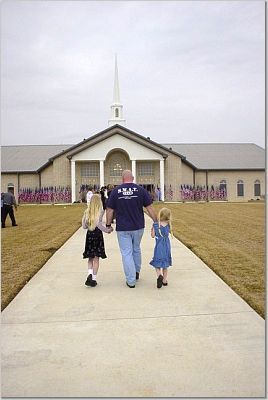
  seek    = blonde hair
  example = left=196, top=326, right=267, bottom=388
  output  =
left=85, top=194, right=102, bottom=231
left=157, top=207, right=173, bottom=237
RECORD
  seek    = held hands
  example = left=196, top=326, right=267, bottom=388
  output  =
left=107, top=226, right=114, bottom=234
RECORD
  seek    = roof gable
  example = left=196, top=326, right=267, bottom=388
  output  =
left=64, top=124, right=183, bottom=160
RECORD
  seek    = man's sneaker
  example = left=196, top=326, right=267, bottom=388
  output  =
left=85, top=274, right=92, bottom=286
left=136, top=272, right=140, bottom=280
left=126, top=282, right=135, bottom=288
left=157, top=275, right=163, bottom=289
left=90, top=280, right=97, bottom=287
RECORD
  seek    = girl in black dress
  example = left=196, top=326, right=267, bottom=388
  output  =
left=82, top=194, right=113, bottom=287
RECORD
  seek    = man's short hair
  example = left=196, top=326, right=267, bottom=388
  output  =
left=122, top=170, right=133, bottom=181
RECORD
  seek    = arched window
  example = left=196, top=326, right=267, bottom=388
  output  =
left=115, top=108, right=119, bottom=118
left=254, top=180, right=261, bottom=196
left=219, top=180, right=227, bottom=193
left=237, top=180, right=244, bottom=197
left=110, top=155, right=127, bottom=177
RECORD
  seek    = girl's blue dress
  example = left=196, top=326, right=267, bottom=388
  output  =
left=150, top=222, right=172, bottom=269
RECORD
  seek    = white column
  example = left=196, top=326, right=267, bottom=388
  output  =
left=71, top=160, right=76, bottom=203
left=99, top=160, right=104, bottom=188
left=160, top=159, right=165, bottom=201
left=131, top=160, right=136, bottom=182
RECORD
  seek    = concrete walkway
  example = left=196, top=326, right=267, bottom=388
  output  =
left=1, top=215, right=265, bottom=398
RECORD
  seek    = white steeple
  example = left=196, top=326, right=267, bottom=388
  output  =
left=108, top=54, right=126, bottom=127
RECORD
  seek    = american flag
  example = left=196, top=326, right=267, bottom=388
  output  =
left=169, top=184, right=173, bottom=200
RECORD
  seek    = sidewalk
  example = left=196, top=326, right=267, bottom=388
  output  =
left=1, top=215, right=265, bottom=397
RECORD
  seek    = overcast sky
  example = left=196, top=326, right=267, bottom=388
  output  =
left=1, top=0, right=265, bottom=147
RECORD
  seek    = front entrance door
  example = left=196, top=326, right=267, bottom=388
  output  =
left=139, top=184, right=155, bottom=200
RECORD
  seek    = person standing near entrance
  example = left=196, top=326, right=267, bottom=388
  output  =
left=86, top=186, right=94, bottom=205
left=1, top=189, right=18, bottom=228
left=106, top=170, right=157, bottom=288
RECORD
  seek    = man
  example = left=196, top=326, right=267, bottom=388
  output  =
left=1, top=189, right=18, bottom=228
left=106, top=170, right=157, bottom=288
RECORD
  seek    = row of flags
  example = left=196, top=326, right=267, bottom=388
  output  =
left=180, top=185, right=227, bottom=201
left=18, top=187, right=71, bottom=203
left=150, top=184, right=226, bottom=202
left=17, top=184, right=227, bottom=203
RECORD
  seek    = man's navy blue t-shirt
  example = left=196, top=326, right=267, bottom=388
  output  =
left=106, top=183, right=152, bottom=231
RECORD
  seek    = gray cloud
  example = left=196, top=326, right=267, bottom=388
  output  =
left=1, top=0, right=265, bottom=147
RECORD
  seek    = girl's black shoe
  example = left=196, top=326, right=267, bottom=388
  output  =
left=85, top=274, right=92, bottom=286
left=162, top=282, right=168, bottom=286
left=90, top=280, right=97, bottom=287
left=157, top=275, right=163, bottom=288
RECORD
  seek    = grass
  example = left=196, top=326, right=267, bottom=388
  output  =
left=153, top=202, right=265, bottom=318
left=1, top=203, right=86, bottom=311
left=1, top=202, right=265, bottom=318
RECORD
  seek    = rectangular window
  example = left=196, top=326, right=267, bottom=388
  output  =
left=237, top=184, right=244, bottom=197
left=254, top=183, right=261, bottom=196
left=81, top=163, right=99, bottom=177
left=219, top=183, right=227, bottom=193
left=138, top=162, right=154, bottom=176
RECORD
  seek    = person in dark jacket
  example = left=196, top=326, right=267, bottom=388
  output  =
left=100, top=186, right=108, bottom=210
left=1, top=189, right=18, bottom=228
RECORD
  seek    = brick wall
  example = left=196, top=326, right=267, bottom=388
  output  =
left=40, top=164, right=53, bottom=187
left=52, top=155, right=71, bottom=187
left=164, top=154, right=182, bottom=201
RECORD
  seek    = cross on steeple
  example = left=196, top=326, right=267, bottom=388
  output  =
left=108, top=54, right=126, bottom=127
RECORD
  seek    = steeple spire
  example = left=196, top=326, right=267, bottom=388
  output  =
left=113, top=54, right=120, bottom=103
left=108, top=54, right=126, bottom=127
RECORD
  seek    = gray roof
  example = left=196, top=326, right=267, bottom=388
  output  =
left=162, top=143, right=265, bottom=170
left=1, top=142, right=265, bottom=173
left=1, top=145, right=71, bottom=173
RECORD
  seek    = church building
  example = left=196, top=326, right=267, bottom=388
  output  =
left=1, top=57, right=265, bottom=203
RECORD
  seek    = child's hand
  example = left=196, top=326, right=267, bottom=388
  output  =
left=151, top=226, right=155, bottom=238
left=107, top=226, right=114, bottom=234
